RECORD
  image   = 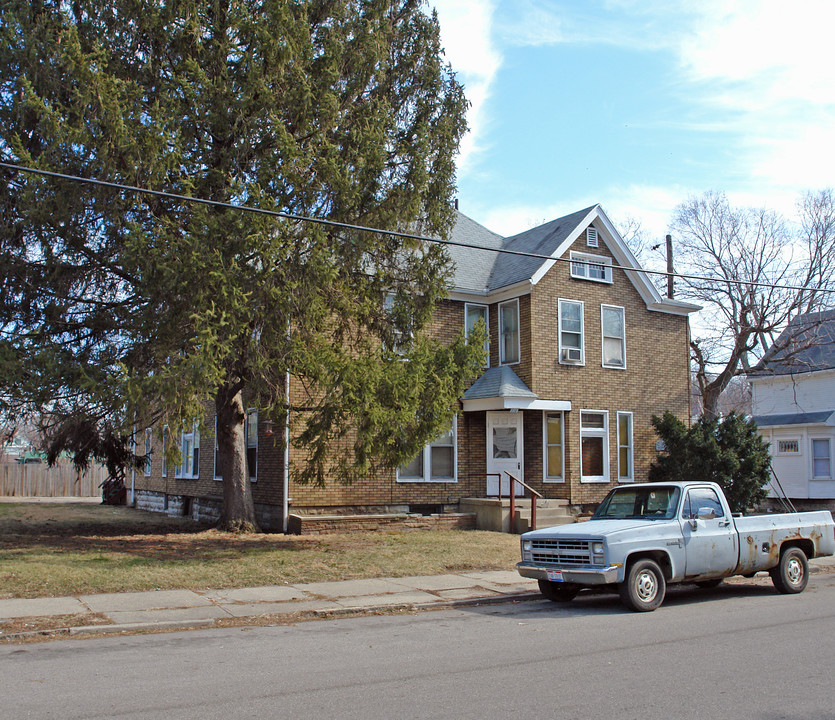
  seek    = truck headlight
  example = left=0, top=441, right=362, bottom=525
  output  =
left=521, top=539, right=532, bottom=560
left=592, top=542, right=605, bottom=563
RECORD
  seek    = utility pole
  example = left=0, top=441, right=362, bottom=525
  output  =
left=666, top=234, right=674, bottom=299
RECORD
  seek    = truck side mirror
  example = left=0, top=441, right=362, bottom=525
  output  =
left=697, top=507, right=716, bottom=521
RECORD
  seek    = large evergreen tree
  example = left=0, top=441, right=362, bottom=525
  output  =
left=649, top=411, right=771, bottom=513
left=0, top=0, right=483, bottom=530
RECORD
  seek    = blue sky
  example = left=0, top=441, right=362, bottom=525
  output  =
left=432, top=0, right=835, bottom=242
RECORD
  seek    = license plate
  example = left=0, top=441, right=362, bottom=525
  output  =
left=546, top=570, right=564, bottom=582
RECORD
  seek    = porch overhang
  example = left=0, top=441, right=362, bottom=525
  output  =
left=753, top=410, right=835, bottom=428
left=462, top=366, right=571, bottom=413
left=462, top=397, right=572, bottom=412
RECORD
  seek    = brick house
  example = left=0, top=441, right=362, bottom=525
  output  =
left=133, top=204, right=698, bottom=531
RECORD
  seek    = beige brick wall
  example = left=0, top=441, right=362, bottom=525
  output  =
left=134, top=236, right=692, bottom=518
left=524, top=229, right=691, bottom=505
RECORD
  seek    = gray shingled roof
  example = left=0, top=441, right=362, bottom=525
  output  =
left=751, top=310, right=835, bottom=376
left=445, top=206, right=596, bottom=293
left=463, top=366, right=538, bottom=401
left=753, top=411, right=835, bottom=427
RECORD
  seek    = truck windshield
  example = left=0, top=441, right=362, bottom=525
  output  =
left=592, top=486, right=680, bottom=520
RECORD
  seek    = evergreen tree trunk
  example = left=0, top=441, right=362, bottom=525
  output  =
left=215, top=384, right=259, bottom=532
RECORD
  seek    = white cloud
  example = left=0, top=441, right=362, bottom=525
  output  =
left=445, top=1, right=835, bottom=242
left=431, top=0, right=503, bottom=172
left=674, top=0, right=835, bottom=191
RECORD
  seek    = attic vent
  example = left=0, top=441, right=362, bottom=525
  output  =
left=586, top=227, right=599, bottom=247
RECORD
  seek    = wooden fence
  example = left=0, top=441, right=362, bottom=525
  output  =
left=0, top=461, right=106, bottom=498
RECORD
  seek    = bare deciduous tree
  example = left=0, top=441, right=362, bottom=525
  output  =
left=672, top=190, right=835, bottom=420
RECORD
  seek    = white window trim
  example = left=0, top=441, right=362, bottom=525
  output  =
left=570, top=251, right=613, bottom=284
left=246, top=408, right=258, bottom=482
left=397, top=417, right=458, bottom=483
left=617, top=411, right=634, bottom=482
left=143, top=429, right=152, bottom=477
left=558, top=298, right=585, bottom=366
left=465, top=302, right=490, bottom=368
left=580, top=409, right=609, bottom=483
left=161, top=425, right=168, bottom=478
left=498, top=299, right=521, bottom=366
left=175, top=422, right=200, bottom=479
left=543, top=411, right=565, bottom=483
left=776, top=438, right=801, bottom=456
left=811, top=437, right=831, bottom=480
left=601, top=304, right=626, bottom=370
left=384, top=293, right=412, bottom=355
left=213, top=416, right=222, bottom=481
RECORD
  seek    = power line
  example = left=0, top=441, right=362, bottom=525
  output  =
left=0, top=160, right=827, bottom=295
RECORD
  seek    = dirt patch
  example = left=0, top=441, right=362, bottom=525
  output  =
left=0, top=612, right=112, bottom=640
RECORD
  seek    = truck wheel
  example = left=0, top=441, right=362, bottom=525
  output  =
left=770, top=547, right=809, bottom=594
left=538, top=579, right=579, bottom=603
left=619, top=559, right=666, bottom=612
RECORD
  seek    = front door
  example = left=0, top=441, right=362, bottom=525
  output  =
left=486, top=411, right=524, bottom=496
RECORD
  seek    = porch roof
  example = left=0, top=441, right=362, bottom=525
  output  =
left=753, top=411, right=835, bottom=427
left=462, top=366, right=571, bottom=413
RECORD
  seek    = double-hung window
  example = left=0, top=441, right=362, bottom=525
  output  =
left=175, top=423, right=200, bottom=479
left=161, top=426, right=168, bottom=478
left=812, top=438, right=831, bottom=479
left=499, top=299, right=520, bottom=365
left=580, top=410, right=609, bottom=483
left=465, top=303, right=490, bottom=367
left=617, top=412, right=633, bottom=482
left=543, top=412, right=564, bottom=482
left=143, top=429, right=152, bottom=477
left=398, top=419, right=457, bottom=482
left=570, top=251, right=612, bottom=283
left=213, top=417, right=222, bottom=481
left=246, top=409, right=258, bottom=481
left=383, top=294, right=411, bottom=354
left=558, top=299, right=584, bottom=364
left=601, top=305, right=626, bottom=368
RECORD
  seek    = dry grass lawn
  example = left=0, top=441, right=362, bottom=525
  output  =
left=0, top=502, right=520, bottom=599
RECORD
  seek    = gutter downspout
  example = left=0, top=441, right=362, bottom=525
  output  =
left=283, top=369, right=290, bottom=533
left=130, top=421, right=136, bottom=506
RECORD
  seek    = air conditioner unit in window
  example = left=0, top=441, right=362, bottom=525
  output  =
left=562, top=347, right=582, bottom=362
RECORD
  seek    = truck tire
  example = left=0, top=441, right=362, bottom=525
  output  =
left=770, top=547, right=809, bottom=594
left=619, top=559, right=666, bottom=612
left=538, top=579, right=579, bottom=603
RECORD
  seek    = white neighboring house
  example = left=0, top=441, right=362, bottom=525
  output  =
left=750, top=310, right=835, bottom=500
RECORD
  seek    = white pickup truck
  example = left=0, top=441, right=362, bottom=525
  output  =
left=517, top=481, right=835, bottom=611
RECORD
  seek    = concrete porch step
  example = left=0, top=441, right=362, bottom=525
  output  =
left=513, top=502, right=575, bottom=533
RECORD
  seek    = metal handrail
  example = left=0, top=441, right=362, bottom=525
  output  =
left=505, top=472, right=542, bottom=533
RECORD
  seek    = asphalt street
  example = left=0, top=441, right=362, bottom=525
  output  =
left=3, top=573, right=835, bottom=720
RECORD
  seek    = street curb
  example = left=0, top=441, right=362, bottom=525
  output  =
left=0, top=592, right=541, bottom=641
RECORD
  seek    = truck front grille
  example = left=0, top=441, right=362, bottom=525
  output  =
left=531, top=539, right=595, bottom=567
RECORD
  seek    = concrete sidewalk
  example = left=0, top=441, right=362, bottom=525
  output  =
left=3, top=556, right=834, bottom=641
left=0, top=570, right=540, bottom=639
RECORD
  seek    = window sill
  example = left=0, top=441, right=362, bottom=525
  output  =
left=570, top=275, right=613, bottom=285
left=396, top=478, right=458, bottom=484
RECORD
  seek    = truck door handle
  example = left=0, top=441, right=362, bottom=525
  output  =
left=719, top=519, right=731, bottom=527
